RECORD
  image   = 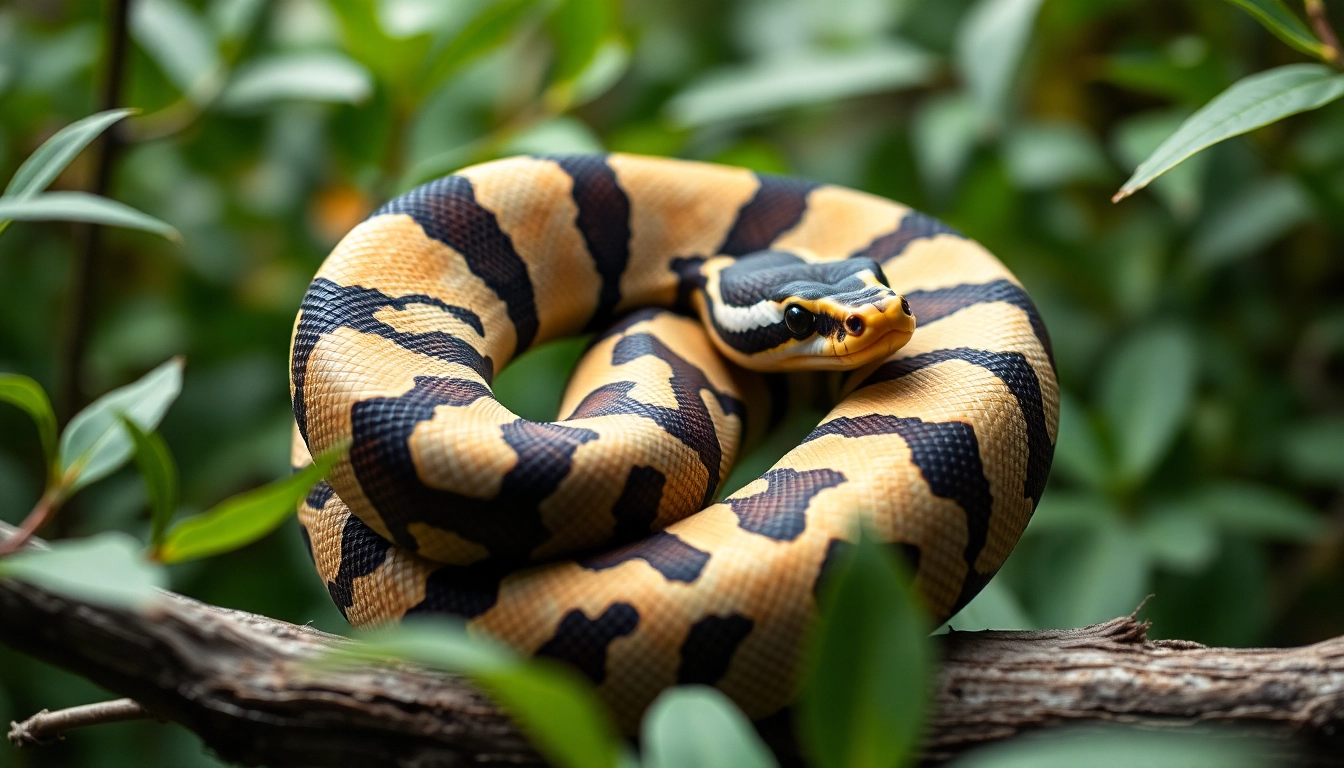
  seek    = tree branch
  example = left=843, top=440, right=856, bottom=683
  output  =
left=9, top=699, right=151, bottom=747
left=1, top=522, right=1342, bottom=766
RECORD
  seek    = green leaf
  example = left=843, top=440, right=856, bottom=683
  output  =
left=1138, top=503, right=1218, bottom=573
left=1026, top=491, right=1120, bottom=534
left=425, top=0, right=542, bottom=86
left=547, top=0, right=612, bottom=86
left=1035, top=519, right=1151, bottom=629
left=666, top=43, right=938, bottom=128
left=0, top=374, right=57, bottom=472
left=800, top=534, right=930, bottom=768
left=955, top=724, right=1274, bottom=768
left=1050, top=392, right=1111, bottom=491
left=1282, top=417, right=1344, bottom=485
left=1002, top=121, right=1110, bottom=189
left=642, top=686, right=777, bottom=768
left=59, top=358, right=184, bottom=494
left=955, top=0, right=1046, bottom=120
left=1114, top=64, right=1344, bottom=201
left=219, top=52, right=374, bottom=109
left=910, top=93, right=982, bottom=202
left=3, top=108, right=135, bottom=200
left=1220, top=0, right=1329, bottom=60
left=1186, top=481, right=1323, bottom=541
left=0, top=532, right=166, bottom=608
left=354, top=618, right=624, bottom=768
left=130, top=0, right=224, bottom=102
left=1111, top=110, right=1210, bottom=221
left=0, top=192, right=181, bottom=242
left=121, top=418, right=179, bottom=552
left=1187, top=176, right=1313, bottom=270
left=1100, top=325, right=1197, bottom=486
left=157, top=443, right=345, bottom=563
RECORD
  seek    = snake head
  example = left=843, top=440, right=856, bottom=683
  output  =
left=697, top=251, right=916, bottom=372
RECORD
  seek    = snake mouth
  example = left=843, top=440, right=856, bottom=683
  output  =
left=829, top=326, right=915, bottom=369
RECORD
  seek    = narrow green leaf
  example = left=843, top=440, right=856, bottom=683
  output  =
left=425, top=0, right=541, bottom=85
left=955, top=724, right=1274, bottom=767
left=1221, top=0, right=1328, bottom=60
left=1138, top=503, right=1219, bottom=573
left=666, top=43, right=937, bottom=128
left=1186, top=481, right=1323, bottom=541
left=121, top=418, right=179, bottom=551
left=547, top=0, right=611, bottom=86
left=1187, top=175, right=1313, bottom=270
left=130, top=0, right=224, bottom=102
left=0, top=192, right=181, bottom=242
left=643, top=686, right=778, bottom=768
left=1036, top=519, right=1151, bottom=629
left=910, top=93, right=982, bottom=202
left=1114, top=64, right=1344, bottom=201
left=955, top=0, right=1046, bottom=119
left=0, top=532, right=167, bottom=609
left=352, top=618, right=624, bottom=768
left=1100, top=325, right=1197, bottom=486
left=3, top=108, right=135, bottom=199
left=219, top=52, right=374, bottom=109
left=1282, top=417, right=1344, bottom=485
left=59, top=358, right=184, bottom=494
left=800, top=533, right=930, bottom=768
left=157, top=443, right=345, bottom=563
left=0, top=374, right=58, bottom=472
left=1050, top=393, right=1112, bottom=491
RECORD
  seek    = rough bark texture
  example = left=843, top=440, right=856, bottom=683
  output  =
left=3, top=539, right=1344, bottom=765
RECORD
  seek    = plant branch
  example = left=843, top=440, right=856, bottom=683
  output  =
left=1306, top=0, right=1344, bottom=66
left=0, top=490, right=62, bottom=556
left=8, top=699, right=151, bottom=747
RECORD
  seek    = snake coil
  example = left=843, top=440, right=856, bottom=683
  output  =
left=290, top=154, right=1058, bottom=731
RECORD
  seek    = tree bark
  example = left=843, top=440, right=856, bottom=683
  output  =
left=2, top=533, right=1343, bottom=765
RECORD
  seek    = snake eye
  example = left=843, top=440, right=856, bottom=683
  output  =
left=784, top=304, right=814, bottom=338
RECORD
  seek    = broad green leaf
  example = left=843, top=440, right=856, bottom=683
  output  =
left=911, top=93, right=981, bottom=202
left=800, top=534, right=930, bottom=768
left=1100, top=325, right=1197, bottom=486
left=59, top=358, right=184, bottom=494
left=1026, top=491, right=1119, bottom=533
left=1282, top=417, right=1344, bottom=485
left=425, top=0, right=542, bottom=86
left=1112, top=110, right=1210, bottom=221
left=1187, top=176, right=1313, bottom=270
left=560, top=38, right=629, bottom=107
left=122, top=418, right=179, bottom=551
left=3, top=108, right=135, bottom=200
left=502, top=117, right=604, bottom=157
left=1002, top=121, right=1110, bottom=189
left=0, top=532, right=166, bottom=608
left=643, top=686, right=777, bottom=768
left=943, top=577, right=1035, bottom=632
left=0, top=192, right=181, bottom=242
left=1114, top=65, right=1344, bottom=201
left=1049, top=393, right=1111, bottom=491
left=220, top=52, right=374, bottom=109
left=131, top=0, right=224, bottom=102
left=1035, top=519, right=1150, bottom=629
left=0, top=374, right=57, bottom=471
left=1137, top=503, right=1218, bottom=573
left=1220, top=0, right=1328, bottom=60
left=157, top=444, right=344, bottom=562
left=1185, top=481, right=1323, bottom=541
left=666, top=43, right=937, bottom=128
left=956, top=724, right=1273, bottom=768
left=955, top=0, right=1046, bottom=119
left=547, top=0, right=612, bottom=86
left=354, top=618, right=624, bottom=768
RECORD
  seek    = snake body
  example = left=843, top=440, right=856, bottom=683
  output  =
left=290, top=154, right=1058, bottom=731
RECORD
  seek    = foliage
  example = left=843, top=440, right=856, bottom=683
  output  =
left=2, top=0, right=1344, bottom=765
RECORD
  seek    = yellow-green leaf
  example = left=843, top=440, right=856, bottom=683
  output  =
left=3, top=108, right=136, bottom=200
left=0, top=374, right=58, bottom=474
left=1221, top=0, right=1329, bottom=60
left=122, top=418, right=179, bottom=551
left=0, top=192, right=181, bottom=242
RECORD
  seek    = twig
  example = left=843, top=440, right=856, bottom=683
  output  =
left=8, top=699, right=151, bottom=747
left=0, top=490, right=61, bottom=556
left=1306, top=0, right=1344, bottom=66
left=58, top=0, right=132, bottom=421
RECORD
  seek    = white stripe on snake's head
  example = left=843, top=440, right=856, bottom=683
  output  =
left=697, top=252, right=916, bottom=373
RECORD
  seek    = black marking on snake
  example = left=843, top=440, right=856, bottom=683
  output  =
left=905, top=280, right=1055, bottom=366
left=718, top=174, right=820, bottom=256
left=804, top=415, right=994, bottom=577
left=610, top=465, right=666, bottom=543
left=706, top=311, right=796, bottom=357
left=348, top=376, right=596, bottom=559
left=728, top=467, right=846, bottom=541
left=305, top=480, right=335, bottom=511
left=291, top=278, right=492, bottom=442
left=570, top=320, right=745, bottom=507
left=864, top=347, right=1054, bottom=506
left=548, top=155, right=632, bottom=331
left=951, top=567, right=997, bottom=616
left=718, top=253, right=886, bottom=307
left=407, top=563, right=508, bottom=620
left=851, top=209, right=963, bottom=262
left=670, top=256, right=707, bottom=313
left=535, top=603, right=640, bottom=685
left=326, top=512, right=393, bottom=617
left=376, top=175, right=539, bottom=354
left=581, top=531, right=710, bottom=583
left=677, top=614, right=755, bottom=685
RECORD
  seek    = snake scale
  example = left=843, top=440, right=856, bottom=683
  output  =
left=289, top=153, right=1059, bottom=732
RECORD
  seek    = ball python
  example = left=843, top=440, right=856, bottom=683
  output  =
left=290, top=153, right=1058, bottom=733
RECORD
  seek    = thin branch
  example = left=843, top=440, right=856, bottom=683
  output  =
left=1306, top=0, right=1344, bottom=67
left=0, top=490, right=61, bottom=556
left=8, top=699, right=151, bottom=747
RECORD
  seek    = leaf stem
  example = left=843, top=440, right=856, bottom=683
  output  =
left=0, top=489, right=65, bottom=557
left=1305, top=0, right=1344, bottom=68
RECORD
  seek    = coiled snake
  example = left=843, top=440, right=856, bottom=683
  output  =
left=290, top=154, right=1058, bottom=732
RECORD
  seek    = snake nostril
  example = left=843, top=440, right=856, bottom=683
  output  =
left=845, top=315, right=864, bottom=336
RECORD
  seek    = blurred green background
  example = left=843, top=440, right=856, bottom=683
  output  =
left=2, top=0, right=1344, bottom=764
